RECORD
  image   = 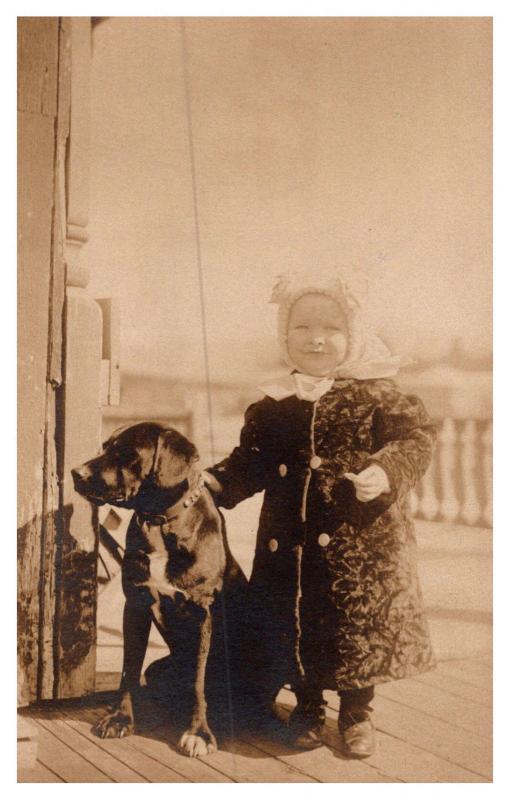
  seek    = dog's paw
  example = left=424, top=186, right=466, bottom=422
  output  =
left=92, top=709, right=134, bottom=739
left=178, top=729, right=218, bottom=757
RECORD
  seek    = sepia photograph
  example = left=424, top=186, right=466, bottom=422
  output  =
left=17, top=12, right=493, bottom=783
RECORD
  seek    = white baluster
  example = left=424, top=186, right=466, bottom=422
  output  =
left=460, top=419, right=482, bottom=525
left=439, top=418, right=460, bottom=522
left=419, top=455, right=439, bottom=520
left=482, top=422, right=493, bottom=527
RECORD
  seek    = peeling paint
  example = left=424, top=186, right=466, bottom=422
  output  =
left=59, top=548, right=97, bottom=674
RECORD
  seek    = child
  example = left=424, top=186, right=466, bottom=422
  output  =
left=206, top=270, right=436, bottom=757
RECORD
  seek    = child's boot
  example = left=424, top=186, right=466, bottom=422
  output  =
left=288, top=686, right=326, bottom=750
left=338, top=686, right=375, bottom=758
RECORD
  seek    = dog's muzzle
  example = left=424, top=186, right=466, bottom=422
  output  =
left=71, top=465, right=125, bottom=506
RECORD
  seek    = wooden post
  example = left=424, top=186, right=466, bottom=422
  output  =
left=36, top=17, right=72, bottom=702
left=53, top=17, right=103, bottom=699
left=18, top=15, right=104, bottom=703
left=17, top=17, right=61, bottom=705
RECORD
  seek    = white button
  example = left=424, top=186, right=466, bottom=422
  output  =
left=310, top=455, right=322, bottom=469
left=268, top=538, right=279, bottom=552
left=318, top=533, right=331, bottom=547
left=279, top=464, right=288, bottom=477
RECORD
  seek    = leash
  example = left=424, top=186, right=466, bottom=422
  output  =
left=179, top=18, right=216, bottom=466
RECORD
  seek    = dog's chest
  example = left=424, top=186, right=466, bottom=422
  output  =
left=143, top=527, right=187, bottom=600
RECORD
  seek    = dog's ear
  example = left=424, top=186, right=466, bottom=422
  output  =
left=152, top=429, right=199, bottom=488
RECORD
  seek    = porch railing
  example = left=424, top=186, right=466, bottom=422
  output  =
left=98, top=413, right=493, bottom=547
left=411, top=418, right=492, bottom=527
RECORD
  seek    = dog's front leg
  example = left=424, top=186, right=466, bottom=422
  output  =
left=93, top=602, right=152, bottom=739
left=178, top=604, right=217, bottom=757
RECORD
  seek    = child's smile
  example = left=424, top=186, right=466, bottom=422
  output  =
left=286, top=294, right=348, bottom=377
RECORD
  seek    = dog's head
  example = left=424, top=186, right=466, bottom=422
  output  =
left=71, top=422, right=199, bottom=512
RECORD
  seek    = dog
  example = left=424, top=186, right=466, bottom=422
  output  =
left=71, top=421, right=248, bottom=757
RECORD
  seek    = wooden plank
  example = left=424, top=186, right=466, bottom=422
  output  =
left=84, top=703, right=316, bottom=783
left=55, top=17, right=103, bottom=701
left=105, top=691, right=316, bottom=783
left=152, top=712, right=319, bottom=784
left=17, top=17, right=59, bottom=116
left=70, top=706, right=229, bottom=784
left=18, top=760, right=64, bottom=783
left=250, top=695, right=397, bottom=783
left=324, top=690, right=492, bottom=779
left=325, top=712, right=487, bottom=783
left=48, top=17, right=70, bottom=390
left=30, top=718, right=114, bottom=782
left=199, top=737, right=319, bottom=783
left=126, top=725, right=234, bottom=783
left=54, top=529, right=99, bottom=699
left=38, top=413, right=59, bottom=700
left=243, top=733, right=395, bottom=783
left=412, top=670, right=492, bottom=708
left=38, top=715, right=148, bottom=783
left=437, top=659, right=493, bottom=688
left=151, top=720, right=317, bottom=783
left=38, top=16, right=71, bottom=699
left=95, top=297, right=121, bottom=406
left=278, top=688, right=485, bottom=783
left=17, top=15, right=69, bottom=704
left=447, top=657, right=492, bottom=676
left=66, top=17, right=92, bottom=233
left=17, top=99, right=57, bottom=704
left=55, top=290, right=103, bottom=701
left=65, top=707, right=192, bottom=783
left=376, top=678, right=492, bottom=734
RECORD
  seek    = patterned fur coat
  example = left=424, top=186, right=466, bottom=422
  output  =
left=209, top=377, right=437, bottom=695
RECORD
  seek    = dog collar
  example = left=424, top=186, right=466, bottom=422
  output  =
left=136, top=474, right=206, bottom=531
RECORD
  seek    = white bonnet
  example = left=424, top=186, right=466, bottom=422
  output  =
left=269, top=268, right=411, bottom=379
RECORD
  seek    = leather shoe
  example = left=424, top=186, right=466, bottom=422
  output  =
left=288, top=700, right=325, bottom=750
left=339, top=716, right=376, bottom=758
left=290, top=727, right=323, bottom=750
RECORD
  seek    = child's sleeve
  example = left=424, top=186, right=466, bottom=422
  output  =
left=206, top=401, right=269, bottom=509
left=366, top=387, right=437, bottom=501
left=327, top=386, right=436, bottom=530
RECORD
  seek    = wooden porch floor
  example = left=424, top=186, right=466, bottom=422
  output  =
left=18, top=654, right=492, bottom=783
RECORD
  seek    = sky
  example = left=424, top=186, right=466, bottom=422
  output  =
left=85, top=16, right=492, bottom=382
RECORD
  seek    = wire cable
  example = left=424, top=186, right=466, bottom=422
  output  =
left=178, top=17, right=237, bottom=753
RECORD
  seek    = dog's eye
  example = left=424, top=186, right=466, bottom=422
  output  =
left=111, top=447, right=139, bottom=466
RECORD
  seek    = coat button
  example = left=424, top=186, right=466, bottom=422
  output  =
left=279, top=464, right=288, bottom=477
left=318, top=533, right=331, bottom=547
left=268, top=538, right=279, bottom=553
left=310, top=455, right=322, bottom=469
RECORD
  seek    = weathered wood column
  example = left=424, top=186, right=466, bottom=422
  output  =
left=19, top=16, right=106, bottom=702
left=54, top=17, right=103, bottom=699
left=18, top=17, right=62, bottom=705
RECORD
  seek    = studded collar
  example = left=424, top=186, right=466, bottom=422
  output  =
left=135, top=472, right=206, bottom=533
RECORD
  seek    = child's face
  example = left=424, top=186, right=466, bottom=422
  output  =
left=286, top=294, right=348, bottom=377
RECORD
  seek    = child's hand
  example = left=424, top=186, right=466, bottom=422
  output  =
left=203, top=471, right=223, bottom=494
left=344, top=465, right=391, bottom=502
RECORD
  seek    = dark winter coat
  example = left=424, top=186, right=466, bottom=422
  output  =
left=209, top=377, right=437, bottom=694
